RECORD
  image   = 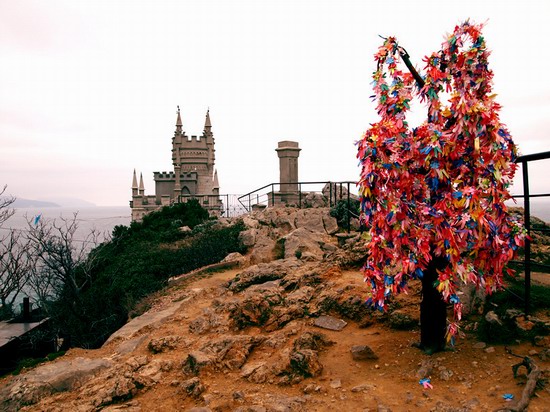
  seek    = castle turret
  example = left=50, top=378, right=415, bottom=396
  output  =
left=204, top=109, right=215, bottom=168
left=213, top=169, right=220, bottom=194
left=139, top=173, right=145, bottom=196
left=173, top=106, right=182, bottom=197
left=132, top=169, right=138, bottom=196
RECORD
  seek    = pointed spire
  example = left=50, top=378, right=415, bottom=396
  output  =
left=213, top=169, right=219, bottom=189
left=204, top=108, right=211, bottom=129
left=132, top=169, right=138, bottom=196
left=139, top=173, right=145, bottom=195
left=175, top=105, right=182, bottom=132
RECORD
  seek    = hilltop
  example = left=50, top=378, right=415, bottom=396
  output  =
left=1, top=207, right=549, bottom=412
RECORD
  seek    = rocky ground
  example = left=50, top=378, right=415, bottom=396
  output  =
left=1, top=207, right=549, bottom=412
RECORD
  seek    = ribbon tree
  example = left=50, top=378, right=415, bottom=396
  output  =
left=357, top=21, right=526, bottom=354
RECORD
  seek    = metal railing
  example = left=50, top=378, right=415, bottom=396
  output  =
left=177, top=194, right=248, bottom=218
left=237, top=181, right=358, bottom=232
left=511, top=150, right=550, bottom=314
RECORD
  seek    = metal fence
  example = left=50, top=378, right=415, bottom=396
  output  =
left=177, top=181, right=358, bottom=222
left=177, top=194, right=248, bottom=218
left=512, top=150, right=550, bottom=314
left=237, top=181, right=358, bottom=231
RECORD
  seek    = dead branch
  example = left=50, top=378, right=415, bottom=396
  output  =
left=495, top=356, right=543, bottom=412
left=0, top=185, right=15, bottom=227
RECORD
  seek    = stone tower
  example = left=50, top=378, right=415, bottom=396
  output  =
left=130, top=107, right=220, bottom=221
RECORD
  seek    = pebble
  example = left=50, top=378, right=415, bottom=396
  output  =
left=484, top=347, right=496, bottom=353
left=473, top=342, right=486, bottom=349
left=330, top=379, right=342, bottom=389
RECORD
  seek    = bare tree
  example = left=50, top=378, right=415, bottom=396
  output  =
left=0, top=185, right=15, bottom=227
left=26, top=213, right=101, bottom=307
left=0, top=229, right=34, bottom=319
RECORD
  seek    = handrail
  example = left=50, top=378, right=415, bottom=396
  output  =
left=512, top=150, right=550, bottom=314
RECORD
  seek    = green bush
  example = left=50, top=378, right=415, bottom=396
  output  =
left=48, top=201, right=246, bottom=348
left=330, top=198, right=360, bottom=229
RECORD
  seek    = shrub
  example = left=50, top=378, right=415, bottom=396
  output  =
left=330, top=198, right=360, bottom=229
left=48, top=202, right=246, bottom=348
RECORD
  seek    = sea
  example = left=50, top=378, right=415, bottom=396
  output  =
left=1, top=206, right=132, bottom=244
left=505, top=198, right=550, bottom=224
left=0, top=206, right=131, bottom=312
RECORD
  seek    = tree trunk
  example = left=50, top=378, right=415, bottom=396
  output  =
left=419, top=254, right=448, bottom=354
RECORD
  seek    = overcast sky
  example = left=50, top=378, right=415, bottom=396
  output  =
left=1, top=0, right=549, bottom=206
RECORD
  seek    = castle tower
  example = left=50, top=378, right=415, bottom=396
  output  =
left=131, top=107, right=221, bottom=221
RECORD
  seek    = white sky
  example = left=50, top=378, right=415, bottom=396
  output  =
left=1, top=0, right=549, bottom=206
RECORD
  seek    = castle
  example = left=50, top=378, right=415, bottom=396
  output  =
left=130, top=107, right=220, bottom=221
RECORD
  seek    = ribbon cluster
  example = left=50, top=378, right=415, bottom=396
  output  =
left=357, top=21, right=526, bottom=342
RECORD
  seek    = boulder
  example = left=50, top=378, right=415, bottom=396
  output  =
left=0, top=358, right=112, bottom=411
left=222, top=252, right=247, bottom=267
left=350, top=345, right=378, bottom=360
left=322, top=213, right=339, bottom=235
left=276, top=349, right=323, bottom=379
left=283, top=228, right=325, bottom=261
left=180, top=377, right=205, bottom=399
left=182, top=351, right=213, bottom=376
left=0, top=357, right=112, bottom=411
left=249, top=231, right=277, bottom=264
left=239, top=229, right=257, bottom=248
left=301, top=192, right=328, bottom=208
left=314, top=315, right=347, bottom=331
left=148, top=335, right=181, bottom=353
left=240, top=361, right=272, bottom=384
left=200, top=335, right=263, bottom=371
left=226, top=259, right=301, bottom=292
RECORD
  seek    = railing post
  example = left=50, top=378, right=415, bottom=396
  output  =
left=299, top=183, right=302, bottom=208
left=522, top=161, right=532, bottom=315
left=347, top=182, right=351, bottom=233
left=329, top=182, right=333, bottom=207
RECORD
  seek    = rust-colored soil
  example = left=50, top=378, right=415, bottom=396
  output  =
left=4, top=268, right=550, bottom=412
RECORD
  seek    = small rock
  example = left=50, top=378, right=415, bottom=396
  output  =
left=351, top=345, right=379, bottom=361
left=472, top=342, right=486, bottom=349
left=351, top=383, right=375, bottom=392
left=516, top=316, right=535, bottom=331
left=232, top=391, right=245, bottom=400
left=484, top=347, right=495, bottom=353
left=180, top=377, right=205, bottom=399
left=438, top=366, right=453, bottom=381
left=415, top=359, right=433, bottom=379
left=314, top=315, right=347, bottom=331
left=534, top=335, right=550, bottom=347
left=148, top=336, right=180, bottom=353
left=330, top=379, right=342, bottom=389
left=485, top=311, right=503, bottom=325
